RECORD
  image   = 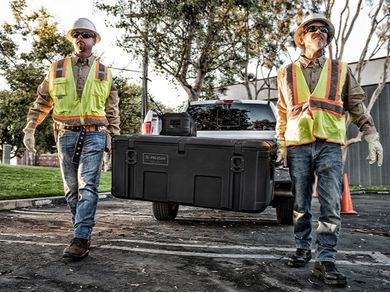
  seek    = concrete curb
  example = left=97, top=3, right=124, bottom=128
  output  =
left=0, top=191, right=388, bottom=211
left=351, top=191, right=390, bottom=195
left=0, top=192, right=112, bottom=211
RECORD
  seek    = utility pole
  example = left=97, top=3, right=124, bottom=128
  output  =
left=141, top=44, right=148, bottom=120
left=141, top=20, right=149, bottom=121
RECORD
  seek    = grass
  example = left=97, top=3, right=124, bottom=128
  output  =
left=0, top=164, right=111, bottom=200
left=0, top=164, right=389, bottom=201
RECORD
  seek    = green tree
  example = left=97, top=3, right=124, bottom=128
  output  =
left=115, top=77, right=173, bottom=135
left=96, top=0, right=321, bottom=102
left=0, top=0, right=158, bottom=158
left=0, top=0, right=72, bottom=157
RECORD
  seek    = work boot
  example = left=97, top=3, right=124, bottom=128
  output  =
left=63, top=238, right=89, bottom=260
left=312, top=261, right=347, bottom=286
left=286, top=248, right=312, bottom=267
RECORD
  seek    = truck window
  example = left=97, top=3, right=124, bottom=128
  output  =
left=187, top=103, right=276, bottom=131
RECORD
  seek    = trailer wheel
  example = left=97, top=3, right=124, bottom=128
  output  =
left=152, top=202, right=179, bottom=221
left=276, top=196, right=294, bottom=225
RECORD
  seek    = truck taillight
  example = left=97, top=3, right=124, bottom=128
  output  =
left=141, top=121, right=152, bottom=135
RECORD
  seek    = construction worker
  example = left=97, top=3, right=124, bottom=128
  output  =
left=23, top=18, right=120, bottom=260
left=276, top=13, right=383, bottom=286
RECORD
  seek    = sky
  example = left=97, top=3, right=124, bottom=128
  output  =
left=0, top=0, right=386, bottom=108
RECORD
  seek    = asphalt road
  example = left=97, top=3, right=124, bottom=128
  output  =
left=0, top=193, right=389, bottom=291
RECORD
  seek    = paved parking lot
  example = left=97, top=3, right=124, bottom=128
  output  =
left=0, top=193, right=389, bottom=291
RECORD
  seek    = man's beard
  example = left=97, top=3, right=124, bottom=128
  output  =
left=76, top=41, right=86, bottom=52
left=312, top=36, right=327, bottom=48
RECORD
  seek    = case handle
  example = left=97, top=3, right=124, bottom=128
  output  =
left=230, top=155, right=244, bottom=172
left=126, top=150, right=137, bottom=165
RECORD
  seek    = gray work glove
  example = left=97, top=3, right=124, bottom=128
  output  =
left=364, top=133, right=383, bottom=167
left=23, top=128, right=36, bottom=153
left=276, top=141, right=288, bottom=167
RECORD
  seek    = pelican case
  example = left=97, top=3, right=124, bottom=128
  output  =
left=112, top=135, right=276, bottom=213
left=161, top=112, right=197, bottom=136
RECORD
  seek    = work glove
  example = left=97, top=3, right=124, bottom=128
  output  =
left=23, top=128, right=36, bottom=153
left=276, top=141, right=288, bottom=167
left=364, top=132, right=383, bottom=167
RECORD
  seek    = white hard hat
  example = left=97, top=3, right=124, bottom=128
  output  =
left=66, top=18, right=101, bottom=43
left=294, top=13, right=335, bottom=49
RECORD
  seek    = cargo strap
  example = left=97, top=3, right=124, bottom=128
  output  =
left=71, top=128, right=86, bottom=164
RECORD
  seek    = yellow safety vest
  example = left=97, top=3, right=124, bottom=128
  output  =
left=48, top=57, right=112, bottom=125
left=278, top=59, right=348, bottom=146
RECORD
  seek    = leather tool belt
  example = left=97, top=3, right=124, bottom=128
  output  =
left=61, top=125, right=104, bottom=132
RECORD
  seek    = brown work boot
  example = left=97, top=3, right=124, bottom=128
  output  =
left=312, top=261, right=347, bottom=286
left=63, top=238, right=89, bottom=260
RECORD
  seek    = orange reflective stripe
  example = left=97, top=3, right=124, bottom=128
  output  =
left=337, top=62, right=348, bottom=100
left=335, top=60, right=342, bottom=99
left=54, top=58, right=68, bottom=78
left=309, top=98, right=345, bottom=116
left=96, top=61, right=108, bottom=81
left=292, top=64, right=298, bottom=105
left=83, top=115, right=107, bottom=120
left=325, top=59, right=331, bottom=99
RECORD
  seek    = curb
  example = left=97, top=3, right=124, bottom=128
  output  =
left=351, top=191, right=390, bottom=195
left=0, top=192, right=112, bottom=211
left=1, top=191, right=388, bottom=211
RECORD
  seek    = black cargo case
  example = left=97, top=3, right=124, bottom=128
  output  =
left=112, top=135, right=276, bottom=213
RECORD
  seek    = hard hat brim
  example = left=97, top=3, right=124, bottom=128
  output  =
left=294, top=17, right=335, bottom=50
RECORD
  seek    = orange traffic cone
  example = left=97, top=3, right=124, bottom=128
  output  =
left=341, top=173, right=357, bottom=215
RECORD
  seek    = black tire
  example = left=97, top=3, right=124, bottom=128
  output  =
left=276, top=196, right=294, bottom=225
left=152, top=202, right=179, bottom=221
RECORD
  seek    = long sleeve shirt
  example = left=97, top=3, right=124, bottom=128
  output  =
left=276, top=55, right=377, bottom=143
left=25, top=53, right=120, bottom=135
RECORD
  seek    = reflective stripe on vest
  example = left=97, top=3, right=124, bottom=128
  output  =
left=54, top=58, right=68, bottom=78
left=49, top=57, right=112, bottom=125
left=96, top=62, right=108, bottom=81
left=282, top=59, right=348, bottom=146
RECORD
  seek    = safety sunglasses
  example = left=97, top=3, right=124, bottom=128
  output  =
left=71, top=31, right=96, bottom=39
left=304, top=25, right=329, bottom=34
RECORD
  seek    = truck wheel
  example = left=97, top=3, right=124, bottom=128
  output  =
left=276, top=197, right=294, bottom=225
left=152, top=202, right=179, bottom=221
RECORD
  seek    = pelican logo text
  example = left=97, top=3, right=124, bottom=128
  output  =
left=143, top=153, right=168, bottom=166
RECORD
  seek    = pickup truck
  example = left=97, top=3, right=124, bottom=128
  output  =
left=141, top=99, right=294, bottom=224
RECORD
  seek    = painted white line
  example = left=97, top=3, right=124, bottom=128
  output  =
left=108, top=238, right=390, bottom=264
left=10, top=210, right=63, bottom=215
left=99, top=244, right=389, bottom=266
left=0, top=239, right=65, bottom=246
left=0, top=237, right=389, bottom=266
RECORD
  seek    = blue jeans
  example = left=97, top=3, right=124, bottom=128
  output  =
left=58, top=129, right=106, bottom=240
left=287, top=140, right=343, bottom=262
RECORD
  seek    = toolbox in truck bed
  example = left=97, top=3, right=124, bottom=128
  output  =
left=112, top=135, right=276, bottom=213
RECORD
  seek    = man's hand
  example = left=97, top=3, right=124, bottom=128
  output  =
left=364, top=133, right=383, bottom=167
left=276, top=141, right=288, bottom=167
left=23, top=128, right=36, bottom=153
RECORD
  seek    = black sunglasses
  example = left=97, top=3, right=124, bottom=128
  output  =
left=304, top=25, right=329, bottom=34
left=71, top=31, right=95, bottom=39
